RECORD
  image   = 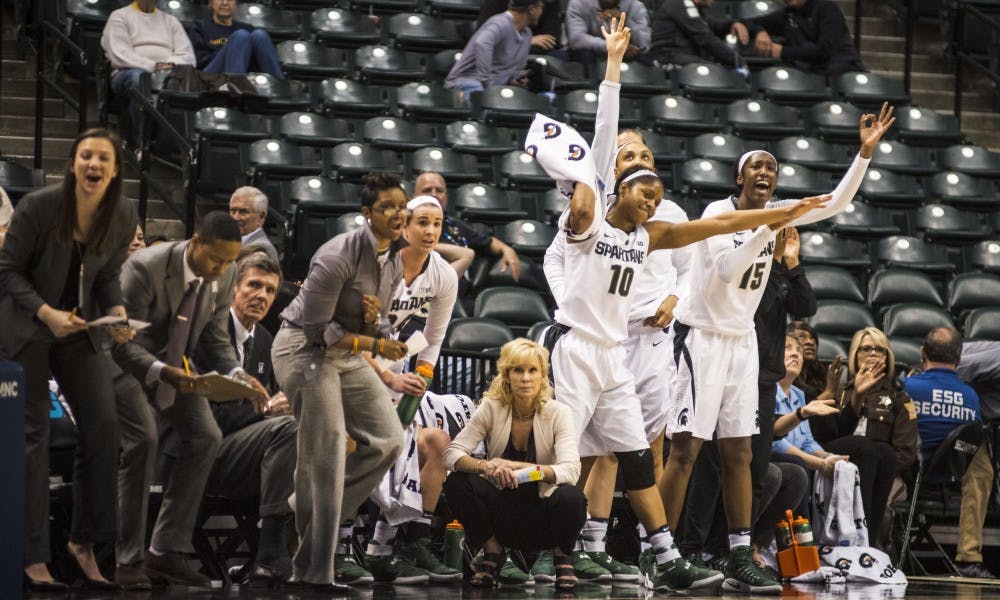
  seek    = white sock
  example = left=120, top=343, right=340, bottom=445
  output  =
left=648, top=526, right=682, bottom=565
left=336, top=520, right=354, bottom=555
left=637, top=523, right=651, bottom=553
left=366, top=520, right=398, bottom=556
left=148, top=546, right=165, bottom=557
left=582, top=518, right=608, bottom=553
left=728, top=530, right=751, bottom=550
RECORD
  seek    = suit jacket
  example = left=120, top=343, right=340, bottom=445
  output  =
left=112, top=240, right=240, bottom=383
left=0, top=184, right=138, bottom=357
left=243, top=228, right=279, bottom=264
left=444, top=398, right=581, bottom=499
left=206, top=313, right=275, bottom=435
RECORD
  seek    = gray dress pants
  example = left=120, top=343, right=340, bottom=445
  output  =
left=271, top=327, right=403, bottom=585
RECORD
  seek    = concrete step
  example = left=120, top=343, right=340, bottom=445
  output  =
left=0, top=135, right=74, bottom=157
left=872, top=70, right=955, bottom=89
left=861, top=51, right=948, bottom=73
left=2, top=76, right=80, bottom=98
left=0, top=115, right=81, bottom=137
left=912, top=89, right=993, bottom=112
left=959, top=111, right=1000, bottom=130
left=963, top=130, right=1000, bottom=152
left=2, top=58, right=34, bottom=78
left=2, top=95, right=67, bottom=117
left=1, top=154, right=67, bottom=172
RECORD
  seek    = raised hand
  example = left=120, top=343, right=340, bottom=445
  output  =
left=824, top=354, right=846, bottom=396
left=802, top=398, right=840, bottom=419
left=783, top=226, right=801, bottom=267
left=601, top=13, right=631, bottom=62
left=859, top=102, right=895, bottom=157
left=854, top=356, right=886, bottom=394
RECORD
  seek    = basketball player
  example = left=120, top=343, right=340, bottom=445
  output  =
left=661, top=103, right=895, bottom=593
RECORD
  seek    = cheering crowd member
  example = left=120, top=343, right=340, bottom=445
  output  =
left=0, top=129, right=138, bottom=592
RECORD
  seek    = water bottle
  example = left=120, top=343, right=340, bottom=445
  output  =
left=775, top=521, right=792, bottom=552
left=512, top=465, right=544, bottom=484
left=792, top=516, right=814, bottom=546
left=396, top=364, right=433, bottom=425
left=443, top=520, right=465, bottom=570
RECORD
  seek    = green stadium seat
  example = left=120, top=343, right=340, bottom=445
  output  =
left=876, top=236, right=955, bottom=274
left=244, top=73, right=312, bottom=114
left=277, top=40, right=352, bottom=80
left=234, top=4, right=302, bottom=41
left=444, top=317, right=514, bottom=351
left=361, top=116, right=437, bottom=151
left=497, top=219, right=557, bottom=258
left=314, top=78, right=393, bottom=118
left=803, top=265, right=865, bottom=302
left=799, top=231, right=871, bottom=270
left=755, top=66, right=831, bottom=106
left=452, top=183, right=529, bottom=224
left=725, top=98, right=803, bottom=140
left=689, top=133, right=749, bottom=163
left=809, top=299, right=876, bottom=344
left=894, top=106, right=962, bottom=147
left=388, top=13, right=462, bottom=52
left=967, top=241, right=1000, bottom=273
left=442, top=121, right=518, bottom=157
left=480, top=85, right=555, bottom=127
left=774, top=163, right=830, bottom=198
left=559, top=89, right=642, bottom=131
left=915, top=204, right=992, bottom=245
left=475, top=286, right=552, bottom=337
left=327, top=142, right=402, bottom=182
left=806, top=101, right=864, bottom=144
left=771, top=136, right=851, bottom=172
left=828, top=202, right=901, bottom=240
left=495, top=150, right=551, bottom=191
left=599, top=60, right=672, bottom=97
left=937, top=144, right=1000, bottom=178
left=883, top=302, right=955, bottom=340
left=925, top=171, right=1000, bottom=211
left=409, top=147, right=480, bottom=184
left=278, top=112, right=355, bottom=147
left=948, top=272, right=1000, bottom=318
left=0, top=158, right=46, bottom=201
left=309, top=8, right=381, bottom=49
left=868, top=268, right=944, bottom=318
left=869, top=140, right=936, bottom=176
left=356, top=45, right=428, bottom=85
left=857, top=167, right=923, bottom=207
left=964, top=308, right=1000, bottom=340
left=643, top=95, right=723, bottom=136
left=680, top=158, right=735, bottom=198
left=396, top=82, right=473, bottom=123
left=676, top=62, right=751, bottom=102
left=834, top=71, right=910, bottom=109
left=528, top=55, right=591, bottom=92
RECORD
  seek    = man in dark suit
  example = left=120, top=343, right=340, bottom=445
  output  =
left=112, top=212, right=268, bottom=589
left=200, top=252, right=298, bottom=584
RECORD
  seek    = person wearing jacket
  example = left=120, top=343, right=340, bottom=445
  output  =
left=749, top=0, right=865, bottom=76
left=650, top=0, right=761, bottom=69
left=187, top=0, right=285, bottom=79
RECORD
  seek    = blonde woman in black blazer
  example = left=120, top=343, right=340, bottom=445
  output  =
left=0, top=129, right=137, bottom=591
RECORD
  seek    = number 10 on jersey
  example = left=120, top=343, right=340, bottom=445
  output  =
left=608, top=265, right=634, bottom=297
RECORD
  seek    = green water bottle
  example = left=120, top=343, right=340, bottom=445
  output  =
left=443, top=520, right=465, bottom=571
left=397, top=364, right=434, bottom=425
left=775, top=520, right=792, bottom=551
left=792, top=516, right=814, bottom=546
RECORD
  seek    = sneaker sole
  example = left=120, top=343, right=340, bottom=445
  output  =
left=375, top=575, right=429, bottom=585
left=142, top=568, right=212, bottom=589
left=575, top=572, right=612, bottom=582
left=532, top=573, right=556, bottom=582
left=426, top=571, right=462, bottom=583
left=499, top=576, right=535, bottom=586
left=338, top=575, right=374, bottom=585
left=611, top=572, right=644, bottom=583
left=654, top=571, right=724, bottom=592
left=722, top=577, right=782, bottom=595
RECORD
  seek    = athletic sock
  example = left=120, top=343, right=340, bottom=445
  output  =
left=647, top=525, right=682, bottom=565
left=582, top=518, right=609, bottom=553
left=636, top=523, right=651, bottom=553
left=403, top=511, right=434, bottom=541
left=728, top=529, right=751, bottom=550
left=366, top=519, right=398, bottom=556
left=336, top=520, right=354, bottom=555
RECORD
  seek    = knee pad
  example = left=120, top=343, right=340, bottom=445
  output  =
left=615, top=449, right=655, bottom=490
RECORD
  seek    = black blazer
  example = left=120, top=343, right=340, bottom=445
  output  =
left=205, top=313, right=276, bottom=436
left=0, top=184, right=138, bottom=357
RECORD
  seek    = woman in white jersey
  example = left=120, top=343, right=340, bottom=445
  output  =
left=335, top=195, right=473, bottom=585
left=660, top=103, right=895, bottom=594
left=542, top=129, right=691, bottom=583
left=528, top=25, right=827, bottom=588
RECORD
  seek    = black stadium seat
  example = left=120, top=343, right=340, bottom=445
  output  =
left=755, top=66, right=831, bottom=106
left=277, top=41, right=352, bottom=80
left=689, top=133, right=749, bottom=163
left=444, top=317, right=514, bottom=351
left=914, top=204, right=992, bottom=245
left=964, top=308, right=1000, bottom=340
left=889, top=337, right=923, bottom=370
left=643, top=95, right=722, bottom=136
left=387, top=13, right=462, bottom=52
left=314, top=78, right=393, bottom=118
left=480, top=85, right=555, bottom=127
left=771, top=136, right=850, bottom=172
left=725, top=98, right=803, bottom=140
left=395, top=82, right=473, bottom=123
left=361, top=116, right=437, bottom=151
left=278, top=112, right=355, bottom=147
left=803, top=265, right=865, bottom=302
left=497, top=219, right=557, bottom=258
left=309, top=8, right=381, bottom=49
left=868, top=268, right=944, bottom=316
left=559, top=89, right=642, bottom=130
left=798, top=231, right=871, bottom=270
left=327, top=142, right=402, bottom=182
left=869, top=140, right=936, bottom=176
left=806, top=101, right=864, bottom=144
left=409, top=147, right=479, bottom=183
left=894, top=106, right=962, bottom=147
left=774, top=163, right=829, bottom=198
left=680, top=158, right=735, bottom=198
left=474, top=287, right=551, bottom=337
left=809, top=300, right=876, bottom=344
left=925, top=171, right=1000, bottom=211
left=528, top=55, right=591, bottom=92
left=858, top=168, right=923, bottom=207
left=451, top=183, right=529, bottom=224
left=356, top=45, right=428, bottom=85
left=442, top=121, right=518, bottom=157
left=611, top=60, right=672, bottom=97
left=937, top=144, right=1000, bottom=178
left=676, top=62, right=751, bottom=102
left=876, top=236, right=955, bottom=275
left=948, top=272, right=1000, bottom=317
left=883, top=303, right=955, bottom=340
left=495, top=150, right=551, bottom=191
left=834, top=71, right=910, bottom=108
left=968, top=241, right=1000, bottom=274
left=287, top=177, right=359, bottom=210
left=828, top=203, right=901, bottom=240
left=0, top=158, right=46, bottom=200
left=234, top=4, right=302, bottom=41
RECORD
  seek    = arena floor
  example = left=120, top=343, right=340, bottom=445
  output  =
left=21, top=578, right=1000, bottom=599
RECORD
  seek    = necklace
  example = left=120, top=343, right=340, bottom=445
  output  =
left=512, top=409, right=534, bottom=420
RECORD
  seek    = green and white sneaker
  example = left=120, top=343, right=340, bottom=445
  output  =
left=651, top=556, right=724, bottom=592
left=499, top=556, right=534, bottom=586
left=570, top=550, right=612, bottom=582
left=638, top=548, right=655, bottom=588
left=722, top=546, right=782, bottom=595
left=587, top=551, right=642, bottom=583
left=530, top=550, right=555, bottom=583
left=364, top=553, right=430, bottom=585
left=334, top=553, right=374, bottom=584
left=398, top=538, right=461, bottom=583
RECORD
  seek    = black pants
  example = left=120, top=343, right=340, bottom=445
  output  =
left=18, top=331, right=118, bottom=564
left=676, top=381, right=778, bottom=554
left=822, top=436, right=898, bottom=540
left=753, top=462, right=809, bottom=548
left=443, top=472, right=586, bottom=554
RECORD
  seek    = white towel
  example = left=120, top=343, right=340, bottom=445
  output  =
left=524, top=114, right=602, bottom=241
left=818, top=545, right=908, bottom=584
left=813, top=460, right=869, bottom=546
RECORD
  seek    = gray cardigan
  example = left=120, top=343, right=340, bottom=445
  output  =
left=0, top=184, right=137, bottom=356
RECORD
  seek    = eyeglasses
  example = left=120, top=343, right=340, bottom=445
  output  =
left=858, top=345, right=887, bottom=355
left=372, top=205, right=409, bottom=218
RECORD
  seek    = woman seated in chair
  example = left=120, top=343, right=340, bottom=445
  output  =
left=805, top=326, right=919, bottom=546
left=443, top=338, right=585, bottom=590
left=789, top=321, right=828, bottom=401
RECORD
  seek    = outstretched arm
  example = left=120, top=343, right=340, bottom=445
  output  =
left=647, top=194, right=828, bottom=251
left=593, top=15, right=631, bottom=191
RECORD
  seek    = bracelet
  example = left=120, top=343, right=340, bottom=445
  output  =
left=476, top=459, right=485, bottom=475
left=796, top=406, right=806, bottom=421
left=371, top=336, right=380, bottom=356
left=378, top=337, right=386, bottom=355
left=352, top=336, right=359, bottom=354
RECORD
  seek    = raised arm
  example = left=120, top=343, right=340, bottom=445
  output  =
left=647, top=194, right=829, bottom=251
left=593, top=15, right=631, bottom=192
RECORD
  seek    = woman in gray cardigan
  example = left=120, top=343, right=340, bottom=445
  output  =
left=443, top=338, right=585, bottom=590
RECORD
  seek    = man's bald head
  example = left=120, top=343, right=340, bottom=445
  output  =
left=922, top=326, right=963, bottom=367
left=414, top=172, right=448, bottom=209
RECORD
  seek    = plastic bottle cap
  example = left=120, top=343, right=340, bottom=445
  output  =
left=447, top=520, right=463, bottom=529
left=416, top=364, right=434, bottom=377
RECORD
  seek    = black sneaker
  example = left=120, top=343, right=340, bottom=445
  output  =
left=722, top=546, right=782, bottom=595
left=956, top=562, right=998, bottom=580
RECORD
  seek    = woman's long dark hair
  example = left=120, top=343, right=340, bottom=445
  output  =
left=57, top=128, right=124, bottom=254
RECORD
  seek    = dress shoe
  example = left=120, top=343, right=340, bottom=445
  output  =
left=65, top=551, right=121, bottom=590
left=286, top=580, right=352, bottom=595
left=142, top=552, right=212, bottom=588
left=248, top=563, right=291, bottom=588
left=23, top=574, right=69, bottom=593
left=115, top=563, right=153, bottom=591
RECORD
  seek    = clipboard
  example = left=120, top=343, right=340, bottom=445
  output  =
left=87, top=316, right=151, bottom=330
left=192, top=371, right=258, bottom=402
left=375, top=331, right=429, bottom=370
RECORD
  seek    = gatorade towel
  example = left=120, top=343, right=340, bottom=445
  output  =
left=524, top=114, right=603, bottom=241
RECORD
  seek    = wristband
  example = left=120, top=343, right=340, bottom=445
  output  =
left=378, top=337, right=386, bottom=356
left=796, top=406, right=806, bottom=421
left=371, top=336, right=380, bottom=356
left=352, top=336, right=359, bottom=354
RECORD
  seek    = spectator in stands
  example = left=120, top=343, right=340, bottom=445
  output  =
left=567, top=0, right=652, bottom=66
left=445, top=0, right=544, bottom=99
left=903, top=327, right=996, bottom=579
left=0, top=185, right=12, bottom=248
left=957, top=341, right=1000, bottom=422
left=650, top=0, right=760, bottom=70
left=271, top=172, right=408, bottom=592
left=101, top=0, right=195, bottom=151
left=198, top=252, right=297, bottom=585
left=112, top=212, right=269, bottom=589
left=0, top=129, right=137, bottom=592
left=749, top=0, right=865, bottom=76
left=443, top=339, right=585, bottom=590
left=479, top=0, right=564, bottom=55
left=414, top=172, right=522, bottom=282
left=789, top=320, right=827, bottom=401
left=229, top=186, right=279, bottom=264
left=128, top=224, right=146, bottom=256
left=188, top=0, right=285, bottom=79
left=809, top=326, right=918, bottom=546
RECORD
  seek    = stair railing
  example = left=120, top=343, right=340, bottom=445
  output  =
left=33, top=20, right=88, bottom=169
left=952, top=1, right=1000, bottom=126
